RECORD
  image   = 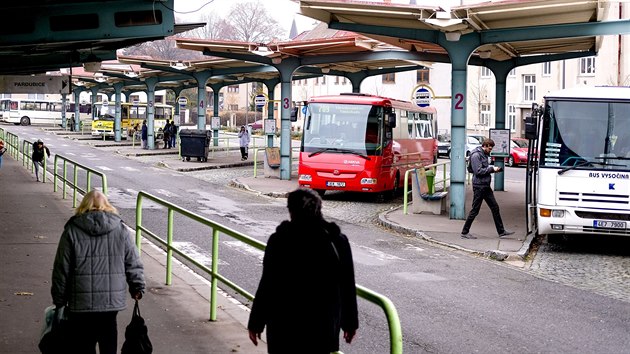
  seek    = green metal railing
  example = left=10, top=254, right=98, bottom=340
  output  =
left=403, top=161, right=450, bottom=215
left=6, top=131, right=19, bottom=159
left=135, top=191, right=403, bottom=353
left=53, top=154, right=108, bottom=207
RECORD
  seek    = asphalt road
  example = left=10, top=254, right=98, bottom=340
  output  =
left=7, top=125, right=630, bottom=354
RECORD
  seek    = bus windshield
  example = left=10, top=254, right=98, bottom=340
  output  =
left=95, top=104, right=115, bottom=120
left=302, top=103, right=382, bottom=156
left=540, top=99, right=630, bottom=170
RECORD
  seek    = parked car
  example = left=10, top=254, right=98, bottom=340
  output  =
left=506, top=138, right=530, bottom=167
left=466, top=135, right=485, bottom=157
left=248, top=119, right=264, bottom=130
left=437, top=134, right=451, bottom=157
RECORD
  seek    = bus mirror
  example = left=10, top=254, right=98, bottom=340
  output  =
left=290, top=107, right=299, bottom=122
left=387, top=113, right=397, bottom=128
left=525, top=115, right=537, bottom=140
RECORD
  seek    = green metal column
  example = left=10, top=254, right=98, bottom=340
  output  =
left=113, top=83, right=123, bottom=142
left=346, top=72, right=368, bottom=93
left=61, top=93, right=67, bottom=129
left=209, top=84, right=221, bottom=147
left=73, top=89, right=81, bottom=132
left=489, top=63, right=511, bottom=192
left=193, top=72, right=212, bottom=131
left=264, top=80, right=279, bottom=148
left=144, top=77, right=158, bottom=150
left=275, top=58, right=300, bottom=180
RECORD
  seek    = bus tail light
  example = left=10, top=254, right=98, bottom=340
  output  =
left=298, top=174, right=312, bottom=182
left=360, top=178, right=377, bottom=185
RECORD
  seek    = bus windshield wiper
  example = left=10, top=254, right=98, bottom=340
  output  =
left=308, top=148, right=370, bottom=160
left=558, top=160, right=596, bottom=175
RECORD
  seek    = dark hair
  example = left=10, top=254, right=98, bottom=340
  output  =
left=482, top=138, right=495, bottom=147
left=287, top=188, right=323, bottom=222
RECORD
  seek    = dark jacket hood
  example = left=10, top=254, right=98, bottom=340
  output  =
left=67, top=211, right=122, bottom=236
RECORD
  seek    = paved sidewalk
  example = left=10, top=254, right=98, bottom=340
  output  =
left=0, top=155, right=266, bottom=354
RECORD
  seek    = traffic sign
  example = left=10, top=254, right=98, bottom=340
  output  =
left=177, top=97, right=188, bottom=106
left=254, top=94, right=267, bottom=108
left=414, top=87, right=431, bottom=107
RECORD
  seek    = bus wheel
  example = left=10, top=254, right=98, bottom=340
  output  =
left=20, top=116, right=30, bottom=126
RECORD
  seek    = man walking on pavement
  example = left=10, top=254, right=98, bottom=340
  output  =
left=461, top=138, right=514, bottom=239
left=32, top=139, right=50, bottom=182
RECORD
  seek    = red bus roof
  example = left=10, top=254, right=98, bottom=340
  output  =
left=309, top=93, right=435, bottom=114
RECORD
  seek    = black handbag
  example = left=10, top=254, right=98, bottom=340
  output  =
left=38, top=305, right=68, bottom=354
left=121, top=300, right=153, bottom=354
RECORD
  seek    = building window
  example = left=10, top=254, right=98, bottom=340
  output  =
left=342, top=77, right=348, bottom=85
left=481, top=67, right=492, bottom=78
left=508, top=69, right=516, bottom=77
left=321, top=75, right=326, bottom=85
left=228, top=104, right=238, bottom=111
left=542, top=62, right=551, bottom=76
left=507, top=104, right=516, bottom=132
left=580, top=57, right=596, bottom=75
left=416, top=68, right=430, bottom=83
left=480, top=103, right=491, bottom=126
left=523, top=75, right=536, bottom=102
left=382, top=73, right=395, bottom=84
left=0, top=93, right=10, bottom=98
left=130, top=95, right=140, bottom=103
left=155, top=96, right=164, bottom=103
left=335, top=76, right=340, bottom=85
left=27, top=93, right=45, bottom=100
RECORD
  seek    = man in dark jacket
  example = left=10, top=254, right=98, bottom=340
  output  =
left=32, top=139, right=50, bottom=182
left=51, top=190, right=144, bottom=354
left=248, top=189, right=359, bottom=353
left=141, top=120, right=148, bottom=149
left=461, top=138, right=514, bottom=239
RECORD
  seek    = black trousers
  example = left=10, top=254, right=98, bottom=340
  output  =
left=240, top=146, right=248, bottom=159
left=66, top=311, right=118, bottom=354
left=461, top=185, right=505, bottom=235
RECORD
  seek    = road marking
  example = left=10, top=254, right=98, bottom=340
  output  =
left=154, top=189, right=178, bottom=198
left=173, top=241, right=229, bottom=266
left=95, top=166, right=113, bottom=171
left=121, top=166, right=140, bottom=172
left=356, top=244, right=406, bottom=261
left=404, top=244, right=425, bottom=252
left=223, top=240, right=264, bottom=263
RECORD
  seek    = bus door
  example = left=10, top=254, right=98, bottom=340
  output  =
left=524, top=105, right=542, bottom=235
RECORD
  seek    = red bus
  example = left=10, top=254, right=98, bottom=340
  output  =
left=298, top=93, right=438, bottom=197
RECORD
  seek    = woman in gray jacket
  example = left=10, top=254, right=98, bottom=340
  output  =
left=51, top=190, right=145, bottom=354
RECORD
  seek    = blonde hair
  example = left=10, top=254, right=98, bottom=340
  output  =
left=75, top=190, right=118, bottom=215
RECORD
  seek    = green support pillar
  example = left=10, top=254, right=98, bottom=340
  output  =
left=275, top=58, right=300, bottom=180
left=209, top=84, right=222, bottom=147
left=144, top=77, right=159, bottom=149
left=346, top=72, right=368, bottom=93
left=73, top=89, right=81, bottom=132
left=264, top=79, right=279, bottom=148
left=487, top=62, right=512, bottom=192
left=113, top=83, right=124, bottom=142
left=193, top=72, right=212, bottom=131
left=61, top=93, right=67, bottom=128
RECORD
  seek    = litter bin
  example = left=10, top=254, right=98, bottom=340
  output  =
left=179, top=129, right=210, bottom=162
left=425, top=169, right=435, bottom=194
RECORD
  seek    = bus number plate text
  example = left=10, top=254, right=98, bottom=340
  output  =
left=593, top=220, right=626, bottom=229
left=326, top=181, right=346, bottom=188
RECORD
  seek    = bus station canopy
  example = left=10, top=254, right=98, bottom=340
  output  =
left=299, top=0, right=606, bottom=61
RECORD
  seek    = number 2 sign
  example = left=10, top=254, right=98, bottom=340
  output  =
left=454, top=93, right=464, bottom=110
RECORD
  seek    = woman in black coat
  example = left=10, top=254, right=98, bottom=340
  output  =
left=248, top=189, right=359, bottom=354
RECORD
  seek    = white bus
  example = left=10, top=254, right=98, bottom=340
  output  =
left=0, top=99, right=90, bottom=126
left=526, top=86, right=630, bottom=239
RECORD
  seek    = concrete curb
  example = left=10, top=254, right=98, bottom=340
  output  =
left=228, top=178, right=291, bottom=198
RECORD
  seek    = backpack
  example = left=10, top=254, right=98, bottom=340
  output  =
left=467, top=150, right=479, bottom=173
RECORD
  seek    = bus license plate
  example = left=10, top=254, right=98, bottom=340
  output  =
left=593, top=220, right=626, bottom=229
left=326, top=181, right=345, bottom=188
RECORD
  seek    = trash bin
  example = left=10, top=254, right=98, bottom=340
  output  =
left=425, top=169, right=435, bottom=194
left=179, top=129, right=210, bottom=162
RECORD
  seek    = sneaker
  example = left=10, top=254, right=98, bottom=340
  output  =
left=499, top=230, right=515, bottom=238
left=461, top=233, right=477, bottom=239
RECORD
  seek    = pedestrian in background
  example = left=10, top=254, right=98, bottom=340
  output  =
left=32, top=139, right=50, bottom=182
left=163, top=121, right=171, bottom=149
left=69, top=114, right=75, bottom=132
left=248, top=188, right=359, bottom=353
left=170, top=120, right=177, bottom=148
left=238, top=125, right=250, bottom=161
left=461, top=138, right=514, bottom=239
left=141, top=120, right=148, bottom=149
left=50, top=190, right=145, bottom=354
left=0, top=139, right=6, bottom=169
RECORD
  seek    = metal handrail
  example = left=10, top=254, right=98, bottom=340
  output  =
left=252, top=146, right=300, bottom=177
left=53, top=154, right=108, bottom=207
left=6, top=131, right=19, bottom=159
left=135, top=191, right=403, bottom=353
left=403, top=161, right=450, bottom=215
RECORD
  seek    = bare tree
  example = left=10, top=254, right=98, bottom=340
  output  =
left=224, top=1, right=286, bottom=42
left=187, top=13, right=233, bottom=40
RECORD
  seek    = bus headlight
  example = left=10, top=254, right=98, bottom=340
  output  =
left=361, top=178, right=377, bottom=185
left=298, top=174, right=312, bottom=182
left=551, top=210, right=565, bottom=218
